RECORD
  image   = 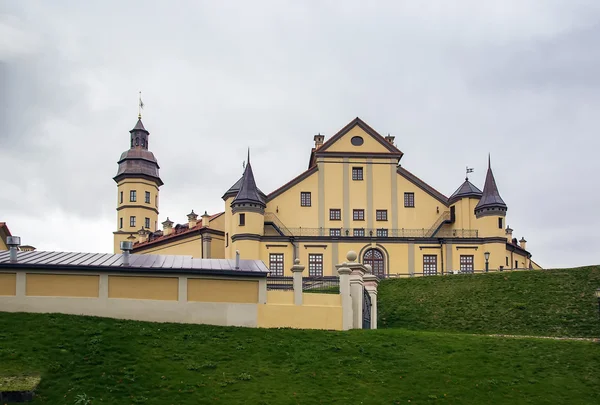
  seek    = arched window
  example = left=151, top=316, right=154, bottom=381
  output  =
left=135, top=137, right=139, bottom=146
left=141, top=138, right=146, bottom=147
left=363, top=248, right=385, bottom=277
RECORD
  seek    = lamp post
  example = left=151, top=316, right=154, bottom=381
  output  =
left=484, top=251, right=490, bottom=273
left=595, top=288, right=600, bottom=318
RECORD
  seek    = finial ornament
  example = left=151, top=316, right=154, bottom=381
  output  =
left=138, top=91, right=144, bottom=119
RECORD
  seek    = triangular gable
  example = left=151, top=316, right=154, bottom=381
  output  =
left=316, top=117, right=404, bottom=157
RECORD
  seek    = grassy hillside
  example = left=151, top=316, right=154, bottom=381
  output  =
left=1, top=312, right=600, bottom=404
left=378, top=266, right=600, bottom=337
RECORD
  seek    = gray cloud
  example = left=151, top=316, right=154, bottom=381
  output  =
left=0, top=0, right=598, bottom=267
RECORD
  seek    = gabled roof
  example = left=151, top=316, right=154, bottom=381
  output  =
left=232, top=151, right=266, bottom=207
left=0, top=222, right=12, bottom=246
left=475, top=156, right=507, bottom=212
left=133, top=212, right=224, bottom=249
left=316, top=117, right=404, bottom=157
left=397, top=166, right=449, bottom=206
left=448, top=179, right=483, bottom=205
left=266, top=165, right=318, bottom=201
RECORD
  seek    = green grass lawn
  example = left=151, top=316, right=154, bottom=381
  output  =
left=378, top=266, right=600, bottom=338
left=1, top=312, right=600, bottom=404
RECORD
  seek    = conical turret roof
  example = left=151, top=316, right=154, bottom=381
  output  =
left=231, top=150, right=266, bottom=207
left=448, top=179, right=482, bottom=204
left=475, top=156, right=507, bottom=213
left=131, top=118, right=148, bottom=133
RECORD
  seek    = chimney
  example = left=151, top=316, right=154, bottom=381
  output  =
left=6, top=236, right=21, bottom=263
left=314, top=133, right=324, bottom=150
left=505, top=225, right=513, bottom=243
left=162, top=217, right=174, bottom=236
left=519, top=237, right=527, bottom=250
left=235, top=250, right=240, bottom=269
left=137, top=228, right=149, bottom=244
left=384, top=133, right=395, bottom=145
left=120, top=241, right=133, bottom=266
left=187, top=210, right=198, bottom=228
left=201, top=211, right=210, bottom=228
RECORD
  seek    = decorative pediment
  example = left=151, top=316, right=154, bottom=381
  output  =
left=316, top=117, right=403, bottom=159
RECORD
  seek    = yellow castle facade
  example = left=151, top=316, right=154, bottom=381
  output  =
left=113, top=116, right=539, bottom=276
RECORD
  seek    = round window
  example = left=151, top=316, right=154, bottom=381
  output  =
left=351, top=136, right=364, bottom=146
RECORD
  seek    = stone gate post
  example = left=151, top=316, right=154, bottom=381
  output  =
left=363, top=273, right=379, bottom=329
left=291, top=258, right=305, bottom=306
left=346, top=251, right=367, bottom=329
left=336, top=257, right=353, bottom=331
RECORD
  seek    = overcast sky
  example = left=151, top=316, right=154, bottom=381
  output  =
left=1, top=1, right=599, bottom=268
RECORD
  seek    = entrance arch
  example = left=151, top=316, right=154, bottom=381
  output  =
left=363, top=248, right=385, bottom=277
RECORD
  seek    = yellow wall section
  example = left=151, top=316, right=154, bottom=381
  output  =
left=135, top=235, right=202, bottom=257
left=108, top=276, right=178, bottom=300
left=257, top=304, right=343, bottom=330
left=303, top=293, right=341, bottom=306
left=324, top=125, right=392, bottom=154
left=26, top=274, right=99, bottom=298
left=266, top=171, right=319, bottom=229
left=266, top=290, right=294, bottom=305
left=188, top=278, right=258, bottom=303
left=0, top=273, right=16, bottom=296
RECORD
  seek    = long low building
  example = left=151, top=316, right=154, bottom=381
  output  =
left=112, top=116, right=540, bottom=276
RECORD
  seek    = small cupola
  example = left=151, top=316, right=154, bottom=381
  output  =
left=130, top=118, right=150, bottom=150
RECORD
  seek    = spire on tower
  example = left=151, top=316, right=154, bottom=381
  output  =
left=474, top=155, right=507, bottom=217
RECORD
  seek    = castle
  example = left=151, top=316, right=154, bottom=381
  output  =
left=113, top=116, right=539, bottom=276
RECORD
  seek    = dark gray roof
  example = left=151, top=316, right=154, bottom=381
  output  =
left=0, top=250, right=269, bottom=277
left=475, top=157, right=507, bottom=212
left=222, top=176, right=267, bottom=200
left=448, top=179, right=482, bottom=204
left=232, top=152, right=266, bottom=206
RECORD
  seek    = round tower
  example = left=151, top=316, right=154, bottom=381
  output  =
left=474, top=155, right=507, bottom=238
left=229, top=150, right=265, bottom=260
left=112, top=116, right=163, bottom=253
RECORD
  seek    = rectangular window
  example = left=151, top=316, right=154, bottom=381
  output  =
left=145, top=191, right=151, bottom=204
left=300, top=192, right=312, bottom=207
left=120, top=191, right=123, bottom=204
left=225, top=233, right=229, bottom=247
left=239, top=213, right=246, bottom=226
left=269, top=253, right=284, bottom=276
left=423, top=255, right=437, bottom=276
left=329, top=228, right=341, bottom=237
left=376, top=228, right=388, bottom=237
left=329, top=209, right=341, bottom=221
left=376, top=209, right=388, bottom=221
left=515, top=260, right=518, bottom=269
left=352, top=167, right=363, bottom=181
left=155, top=195, right=158, bottom=208
left=353, top=228, right=365, bottom=237
left=308, top=254, right=323, bottom=277
left=404, top=192, right=415, bottom=208
left=119, top=217, right=123, bottom=229
left=460, top=255, right=474, bottom=273
left=145, top=217, right=150, bottom=229
left=129, top=216, right=136, bottom=227
left=506, top=257, right=509, bottom=266
left=353, top=209, right=365, bottom=221
left=498, top=217, right=503, bottom=229
left=130, top=190, right=137, bottom=202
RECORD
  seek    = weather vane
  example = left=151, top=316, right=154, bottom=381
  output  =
left=138, top=91, right=144, bottom=119
left=466, top=166, right=474, bottom=181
